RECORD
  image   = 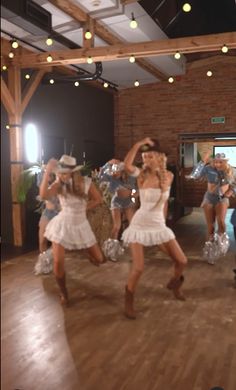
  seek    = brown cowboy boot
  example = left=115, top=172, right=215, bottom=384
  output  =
left=55, top=274, right=69, bottom=305
left=124, top=286, right=136, bottom=319
left=167, top=275, right=186, bottom=301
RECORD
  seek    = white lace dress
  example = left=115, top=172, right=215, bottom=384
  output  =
left=44, top=177, right=97, bottom=250
left=122, top=187, right=175, bottom=246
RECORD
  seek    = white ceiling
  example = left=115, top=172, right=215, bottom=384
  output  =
left=1, top=0, right=186, bottom=89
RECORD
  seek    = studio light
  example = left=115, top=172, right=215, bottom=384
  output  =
left=24, top=124, right=39, bottom=163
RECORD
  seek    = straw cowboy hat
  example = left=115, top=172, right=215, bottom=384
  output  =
left=56, top=155, right=83, bottom=173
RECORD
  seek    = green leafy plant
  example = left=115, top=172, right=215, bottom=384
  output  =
left=16, top=165, right=41, bottom=203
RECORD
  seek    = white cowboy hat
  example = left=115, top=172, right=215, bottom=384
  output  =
left=214, top=153, right=229, bottom=161
left=56, top=155, right=83, bottom=173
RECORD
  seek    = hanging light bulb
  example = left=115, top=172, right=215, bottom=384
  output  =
left=129, top=55, right=135, bottom=63
left=103, top=82, right=109, bottom=88
left=11, top=40, right=19, bottom=49
left=182, top=3, right=191, bottom=12
left=2, top=65, right=7, bottom=71
left=87, top=56, right=93, bottom=64
left=221, top=44, right=228, bottom=53
left=47, top=55, right=53, bottom=62
left=49, top=79, right=54, bottom=84
left=8, top=51, right=14, bottom=58
left=168, top=77, right=174, bottom=83
left=74, top=81, right=79, bottom=87
left=46, top=37, right=53, bottom=46
left=130, top=12, right=138, bottom=29
left=6, top=124, right=10, bottom=129
left=174, top=51, right=181, bottom=59
left=134, top=80, right=139, bottom=87
left=207, top=70, right=213, bottom=77
left=25, top=74, right=30, bottom=79
left=85, top=30, right=92, bottom=40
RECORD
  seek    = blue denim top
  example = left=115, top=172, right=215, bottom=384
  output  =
left=99, top=162, right=137, bottom=193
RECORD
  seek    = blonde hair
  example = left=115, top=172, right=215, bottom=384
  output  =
left=212, top=159, right=234, bottom=181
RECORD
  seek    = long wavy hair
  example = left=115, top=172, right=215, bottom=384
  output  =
left=57, top=171, right=87, bottom=198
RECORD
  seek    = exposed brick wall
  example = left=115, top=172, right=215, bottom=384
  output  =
left=114, top=56, right=236, bottom=165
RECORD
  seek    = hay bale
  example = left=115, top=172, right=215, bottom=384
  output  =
left=87, top=203, right=112, bottom=246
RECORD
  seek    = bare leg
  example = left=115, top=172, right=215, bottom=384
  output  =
left=86, top=243, right=106, bottom=266
left=111, top=208, right=122, bottom=239
left=38, top=217, right=49, bottom=253
left=203, top=204, right=216, bottom=240
left=52, top=242, right=68, bottom=305
left=124, top=206, right=136, bottom=224
left=215, top=202, right=228, bottom=235
left=160, top=239, right=187, bottom=300
left=124, top=243, right=145, bottom=319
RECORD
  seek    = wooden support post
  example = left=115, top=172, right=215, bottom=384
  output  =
left=7, top=66, right=25, bottom=246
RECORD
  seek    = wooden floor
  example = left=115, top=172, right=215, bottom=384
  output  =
left=1, top=209, right=236, bottom=390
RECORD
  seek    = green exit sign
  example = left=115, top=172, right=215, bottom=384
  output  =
left=211, top=116, right=225, bottom=124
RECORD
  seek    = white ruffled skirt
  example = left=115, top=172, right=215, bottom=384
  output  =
left=122, top=208, right=175, bottom=246
left=45, top=210, right=97, bottom=250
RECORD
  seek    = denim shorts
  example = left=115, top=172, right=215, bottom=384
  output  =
left=201, top=191, right=229, bottom=207
left=110, top=196, right=135, bottom=210
left=40, top=208, right=58, bottom=221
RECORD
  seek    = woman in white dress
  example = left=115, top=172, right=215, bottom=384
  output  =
left=122, top=138, right=188, bottom=319
left=40, top=155, right=106, bottom=305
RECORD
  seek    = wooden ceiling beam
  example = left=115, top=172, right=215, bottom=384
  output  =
left=1, top=76, right=16, bottom=116
left=12, top=32, right=236, bottom=68
left=48, top=0, right=87, bottom=22
left=48, top=0, right=166, bottom=80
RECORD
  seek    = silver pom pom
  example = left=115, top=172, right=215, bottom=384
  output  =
left=203, top=239, right=220, bottom=265
left=217, top=232, right=230, bottom=256
left=102, top=238, right=124, bottom=262
left=34, top=248, right=53, bottom=275
left=203, top=232, right=230, bottom=264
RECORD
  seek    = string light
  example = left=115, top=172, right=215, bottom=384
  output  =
left=6, top=124, right=10, bottom=129
left=130, top=12, right=138, bottom=29
left=74, top=81, right=79, bottom=87
left=134, top=80, right=139, bottom=87
left=174, top=51, right=181, bottom=60
left=8, top=51, right=14, bottom=58
left=221, top=44, right=228, bottom=53
left=168, top=77, right=174, bottom=83
left=2, top=65, right=7, bottom=71
left=103, top=82, right=109, bottom=88
left=207, top=70, right=213, bottom=77
left=47, top=55, right=53, bottom=62
left=25, top=74, right=30, bottom=79
left=85, top=30, right=92, bottom=40
left=87, top=56, right=93, bottom=64
left=11, top=40, right=19, bottom=49
left=129, top=55, right=135, bottom=63
left=182, top=3, right=191, bottom=12
left=49, top=79, right=54, bottom=84
left=46, top=37, right=53, bottom=46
